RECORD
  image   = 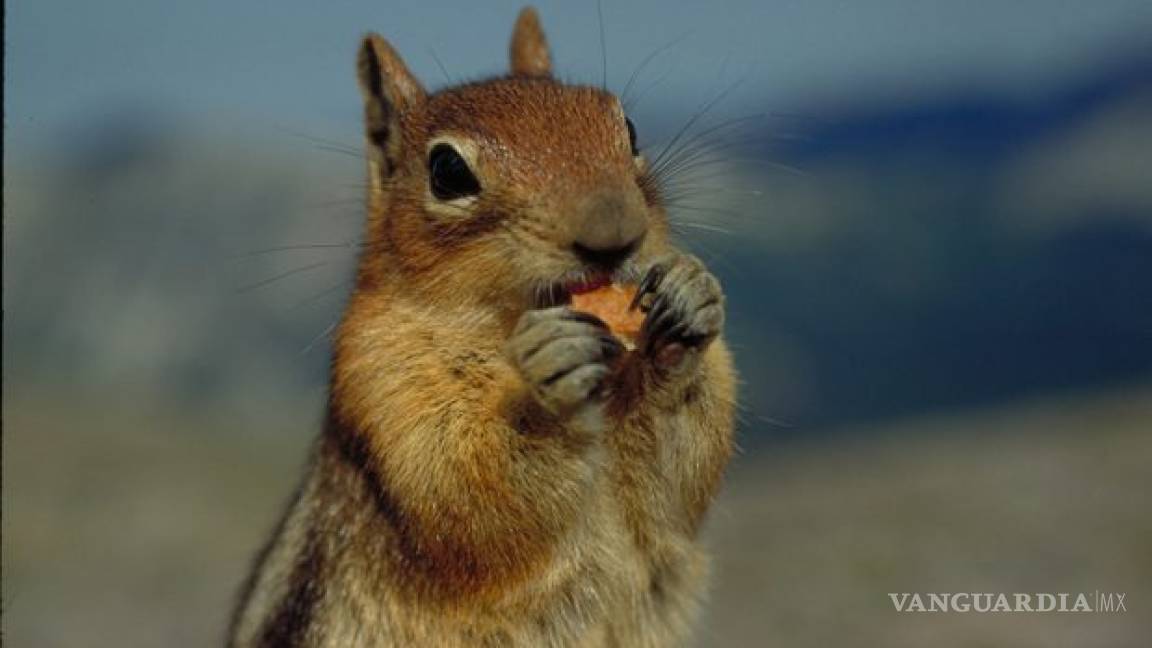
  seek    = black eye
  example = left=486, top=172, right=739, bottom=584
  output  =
left=428, top=144, right=481, bottom=200
left=625, top=116, right=639, bottom=156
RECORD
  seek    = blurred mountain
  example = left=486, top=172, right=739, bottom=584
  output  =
left=777, top=56, right=1152, bottom=164
left=4, top=121, right=363, bottom=413
left=714, top=56, right=1152, bottom=435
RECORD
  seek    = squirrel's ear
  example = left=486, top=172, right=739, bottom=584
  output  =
left=509, top=7, right=551, bottom=77
left=357, top=34, right=426, bottom=176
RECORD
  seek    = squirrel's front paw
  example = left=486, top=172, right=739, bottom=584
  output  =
left=634, top=254, right=725, bottom=374
left=508, top=307, right=624, bottom=416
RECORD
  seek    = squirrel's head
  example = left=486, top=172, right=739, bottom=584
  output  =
left=353, top=7, right=670, bottom=316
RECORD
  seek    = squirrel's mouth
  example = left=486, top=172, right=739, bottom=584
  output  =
left=566, top=274, right=613, bottom=296
left=533, top=264, right=642, bottom=309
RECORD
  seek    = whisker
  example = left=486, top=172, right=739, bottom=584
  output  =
left=655, top=131, right=815, bottom=170
left=233, top=242, right=364, bottom=262
left=669, top=204, right=749, bottom=222
left=657, top=169, right=737, bottom=192
left=659, top=185, right=764, bottom=203
left=311, top=145, right=365, bottom=160
left=679, top=231, right=744, bottom=279
left=300, top=319, right=339, bottom=356
left=668, top=220, right=734, bottom=235
left=649, top=123, right=800, bottom=184
left=309, top=195, right=366, bottom=205
left=648, top=113, right=767, bottom=175
left=597, top=0, right=608, bottom=90
left=428, top=47, right=454, bottom=84
left=660, top=154, right=781, bottom=182
left=273, top=126, right=363, bottom=156
left=287, top=278, right=354, bottom=313
left=624, top=67, right=675, bottom=113
left=620, top=32, right=691, bottom=108
left=647, top=76, right=746, bottom=174
left=236, top=261, right=328, bottom=293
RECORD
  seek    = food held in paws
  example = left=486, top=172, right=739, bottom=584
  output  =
left=571, top=284, right=644, bottom=345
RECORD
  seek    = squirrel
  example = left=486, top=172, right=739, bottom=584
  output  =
left=229, top=7, right=735, bottom=647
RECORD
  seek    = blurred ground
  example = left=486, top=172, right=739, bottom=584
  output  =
left=4, top=384, right=1149, bottom=646
left=706, top=385, right=1152, bottom=647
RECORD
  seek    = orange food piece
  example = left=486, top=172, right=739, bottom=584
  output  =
left=571, top=284, right=644, bottom=345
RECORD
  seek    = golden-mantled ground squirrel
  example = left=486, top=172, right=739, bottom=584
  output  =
left=229, top=7, right=736, bottom=646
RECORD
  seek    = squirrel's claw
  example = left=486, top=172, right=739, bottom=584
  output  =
left=637, top=254, right=725, bottom=371
left=508, top=306, right=623, bottom=417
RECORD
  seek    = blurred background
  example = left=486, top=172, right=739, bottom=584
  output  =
left=5, top=0, right=1152, bottom=645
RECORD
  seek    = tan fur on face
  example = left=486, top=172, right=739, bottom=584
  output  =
left=359, top=76, right=671, bottom=325
left=229, top=6, right=735, bottom=647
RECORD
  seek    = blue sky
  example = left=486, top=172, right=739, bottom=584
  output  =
left=7, top=0, right=1151, bottom=155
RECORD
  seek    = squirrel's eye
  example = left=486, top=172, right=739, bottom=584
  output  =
left=625, top=117, right=639, bottom=156
left=428, top=144, right=481, bottom=200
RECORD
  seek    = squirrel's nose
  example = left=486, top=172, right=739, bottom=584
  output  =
left=572, top=237, right=643, bottom=268
left=571, top=192, right=648, bottom=268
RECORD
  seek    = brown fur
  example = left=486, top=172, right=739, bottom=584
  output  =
left=230, top=7, right=735, bottom=646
